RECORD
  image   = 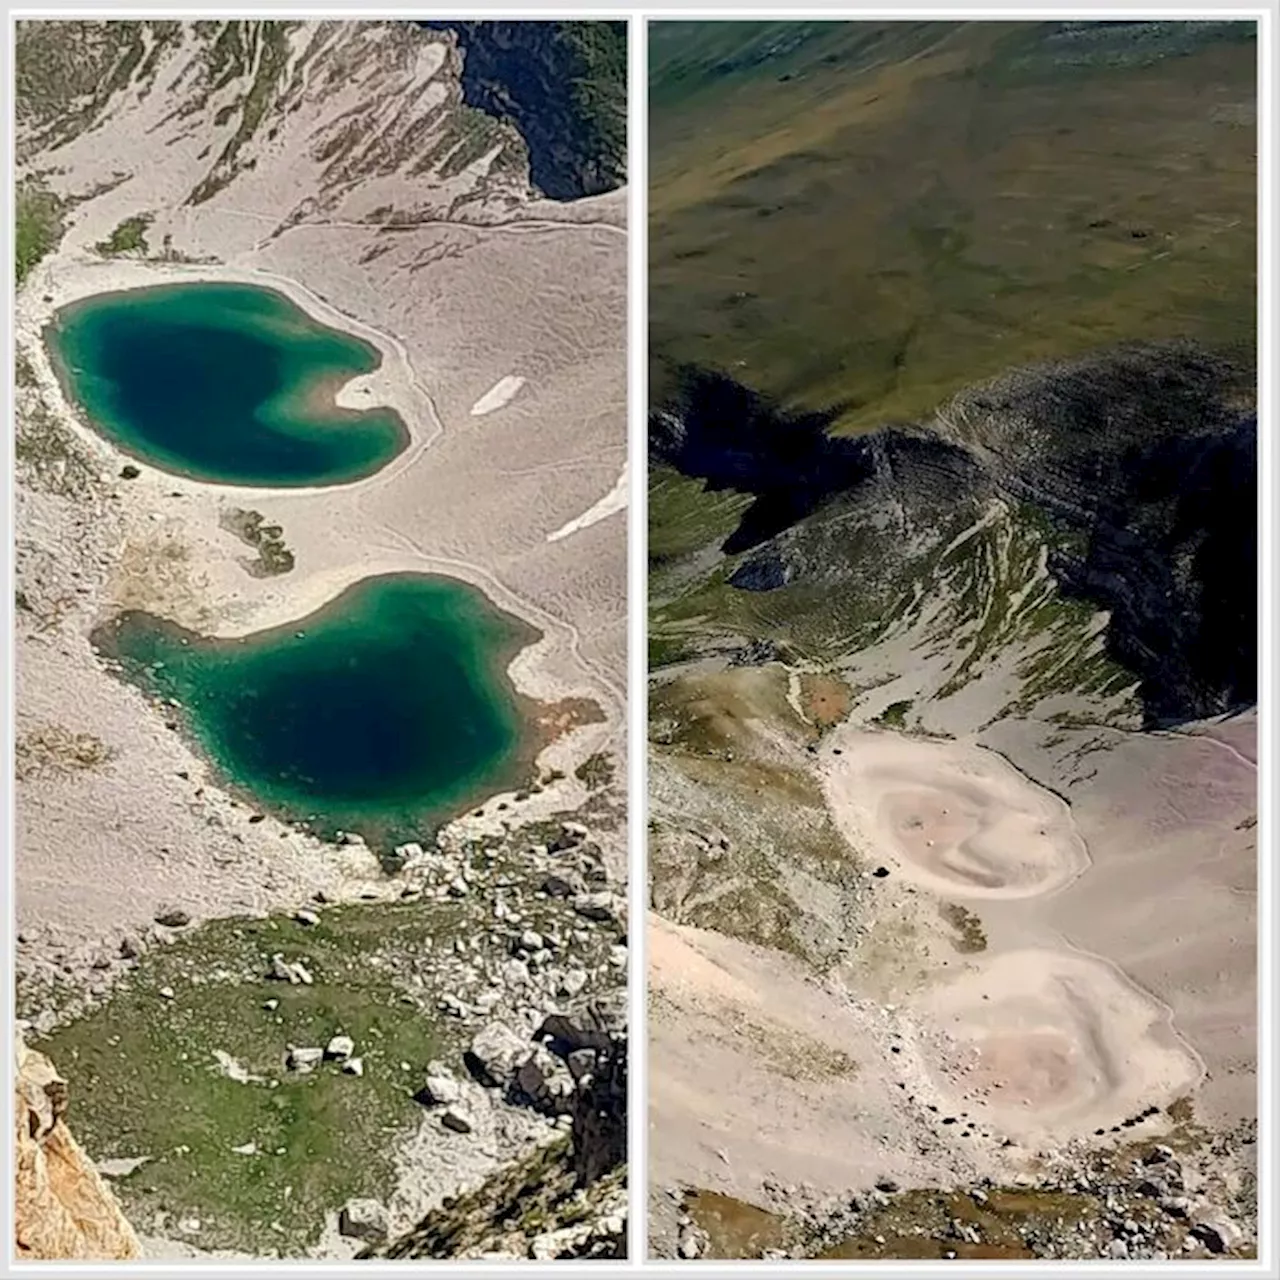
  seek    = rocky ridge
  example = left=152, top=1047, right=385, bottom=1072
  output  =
left=14, top=1031, right=141, bottom=1261
left=652, top=343, right=1255, bottom=725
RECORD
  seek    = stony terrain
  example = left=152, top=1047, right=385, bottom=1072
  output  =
left=19, top=816, right=629, bottom=1259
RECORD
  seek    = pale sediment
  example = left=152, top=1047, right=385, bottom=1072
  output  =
left=821, top=732, right=1089, bottom=899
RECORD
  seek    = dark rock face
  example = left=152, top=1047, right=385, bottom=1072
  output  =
left=421, top=21, right=626, bottom=201
left=570, top=1030, right=626, bottom=1187
left=653, top=344, right=1256, bottom=725
left=947, top=343, right=1256, bottom=724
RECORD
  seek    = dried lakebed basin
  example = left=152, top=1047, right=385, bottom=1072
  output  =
left=91, top=573, right=546, bottom=857
left=821, top=730, right=1200, bottom=1148
left=47, top=282, right=409, bottom=486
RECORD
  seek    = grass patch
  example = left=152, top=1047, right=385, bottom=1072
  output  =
left=219, top=508, right=295, bottom=577
left=649, top=633, right=698, bottom=670
left=574, top=751, right=615, bottom=792
left=15, top=179, right=64, bottom=284
left=95, top=213, right=152, bottom=256
left=649, top=21, right=1255, bottom=433
left=33, top=904, right=463, bottom=1254
left=15, top=724, right=116, bottom=781
left=876, top=699, right=913, bottom=730
left=939, top=902, right=987, bottom=953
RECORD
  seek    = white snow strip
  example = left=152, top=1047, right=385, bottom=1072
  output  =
left=469, top=374, right=526, bottom=417
left=547, top=465, right=628, bottom=543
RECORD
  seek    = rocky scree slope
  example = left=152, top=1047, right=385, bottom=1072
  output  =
left=15, top=20, right=534, bottom=235
left=651, top=343, right=1255, bottom=726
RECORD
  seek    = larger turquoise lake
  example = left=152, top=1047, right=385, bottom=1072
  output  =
left=92, top=575, right=538, bottom=856
left=48, top=283, right=409, bottom=486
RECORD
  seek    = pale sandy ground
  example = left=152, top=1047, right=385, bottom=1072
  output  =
left=14, top=20, right=627, bottom=979
left=820, top=724, right=1241, bottom=1143
left=648, top=914, right=1018, bottom=1202
left=649, top=701, right=1254, bottom=1219
left=822, top=733, right=1090, bottom=898
left=977, top=712, right=1258, bottom=1131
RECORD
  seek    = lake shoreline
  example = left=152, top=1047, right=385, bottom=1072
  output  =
left=90, top=570, right=573, bottom=862
left=15, top=246, right=626, bottom=994
left=42, top=280, right=413, bottom=487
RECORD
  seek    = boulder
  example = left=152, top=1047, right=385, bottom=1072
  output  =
left=267, top=955, right=313, bottom=985
left=338, top=1198, right=388, bottom=1244
left=1190, top=1216, right=1243, bottom=1254
left=286, top=1046, right=324, bottom=1073
left=153, top=907, right=191, bottom=929
left=549, top=821, right=589, bottom=853
left=441, top=1106, right=474, bottom=1134
left=465, top=1023, right=529, bottom=1089
left=541, top=872, right=583, bottom=898
left=572, top=891, right=622, bottom=924
left=559, top=969, right=589, bottom=999
left=325, top=1035, right=355, bottom=1061
left=417, top=1075, right=461, bottom=1107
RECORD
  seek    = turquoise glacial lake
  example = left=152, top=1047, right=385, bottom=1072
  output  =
left=48, top=282, right=409, bottom=486
left=92, top=574, right=539, bottom=856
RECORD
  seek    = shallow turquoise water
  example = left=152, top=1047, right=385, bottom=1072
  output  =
left=48, top=283, right=409, bottom=486
left=92, top=574, right=538, bottom=855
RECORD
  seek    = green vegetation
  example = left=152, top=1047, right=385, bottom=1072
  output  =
left=15, top=180, right=63, bottom=284
left=649, top=667, right=863, bottom=965
left=574, top=751, right=616, bottom=792
left=189, top=23, right=295, bottom=204
left=15, top=724, right=115, bottom=781
left=31, top=904, right=461, bottom=1253
left=219, top=508, right=295, bottom=577
left=95, top=213, right=152, bottom=257
left=436, top=105, right=518, bottom=181
left=876, top=699, right=913, bottom=729
left=939, top=901, right=988, bottom=953
left=14, top=20, right=153, bottom=156
left=650, top=21, right=1256, bottom=432
left=428, top=21, right=626, bottom=200
left=562, top=21, right=627, bottom=189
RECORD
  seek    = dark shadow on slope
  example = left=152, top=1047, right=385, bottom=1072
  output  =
left=652, top=346, right=1256, bottom=727
left=422, top=21, right=626, bottom=201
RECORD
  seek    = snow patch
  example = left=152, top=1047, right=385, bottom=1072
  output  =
left=470, top=375, right=526, bottom=417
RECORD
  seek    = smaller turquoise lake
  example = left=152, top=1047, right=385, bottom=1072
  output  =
left=92, top=575, right=539, bottom=856
left=48, top=282, right=409, bottom=486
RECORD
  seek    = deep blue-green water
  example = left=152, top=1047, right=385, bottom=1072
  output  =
left=48, top=283, right=408, bottom=486
left=92, top=574, right=538, bottom=855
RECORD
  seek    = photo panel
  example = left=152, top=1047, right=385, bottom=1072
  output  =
left=647, top=16, right=1260, bottom=1264
left=12, top=15, right=628, bottom=1263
